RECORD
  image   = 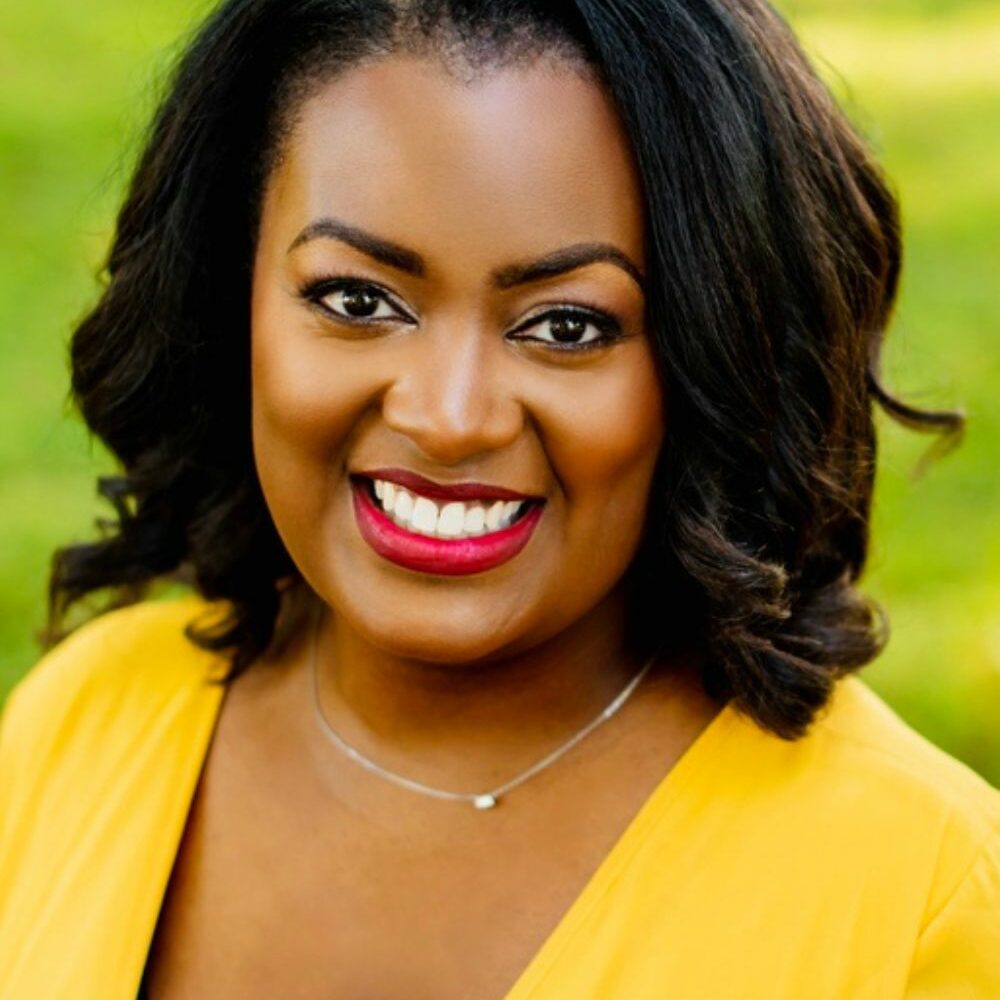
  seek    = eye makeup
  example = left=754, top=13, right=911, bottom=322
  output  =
left=296, top=274, right=628, bottom=352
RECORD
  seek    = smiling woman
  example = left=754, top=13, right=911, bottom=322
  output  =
left=0, top=1, right=997, bottom=998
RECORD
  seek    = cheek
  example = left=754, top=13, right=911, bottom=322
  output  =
left=543, top=347, right=665, bottom=516
left=250, top=287, right=374, bottom=515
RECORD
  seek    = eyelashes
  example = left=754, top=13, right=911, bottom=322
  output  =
left=297, top=275, right=626, bottom=352
left=300, top=277, right=412, bottom=325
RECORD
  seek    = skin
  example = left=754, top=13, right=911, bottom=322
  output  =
left=144, top=53, right=723, bottom=1000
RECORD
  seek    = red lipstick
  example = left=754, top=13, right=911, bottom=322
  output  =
left=351, top=478, right=544, bottom=576
left=354, top=467, right=538, bottom=503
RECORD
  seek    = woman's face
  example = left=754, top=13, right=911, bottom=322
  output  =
left=252, top=53, right=664, bottom=663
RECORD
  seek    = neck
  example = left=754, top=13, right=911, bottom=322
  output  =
left=303, top=585, right=661, bottom=778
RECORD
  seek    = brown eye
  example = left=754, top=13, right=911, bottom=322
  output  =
left=549, top=315, right=589, bottom=344
left=323, top=284, right=400, bottom=321
left=338, top=286, right=381, bottom=317
left=304, top=279, right=408, bottom=323
left=510, top=308, right=622, bottom=351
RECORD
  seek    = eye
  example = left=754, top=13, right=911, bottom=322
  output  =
left=302, top=278, right=410, bottom=324
left=509, top=308, right=622, bottom=351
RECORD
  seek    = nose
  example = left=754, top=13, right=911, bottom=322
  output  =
left=380, top=325, right=524, bottom=466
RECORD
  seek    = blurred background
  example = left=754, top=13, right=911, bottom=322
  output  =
left=1, top=0, right=997, bottom=782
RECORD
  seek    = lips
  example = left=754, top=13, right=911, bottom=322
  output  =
left=351, top=472, right=545, bottom=576
left=354, top=467, right=539, bottom=502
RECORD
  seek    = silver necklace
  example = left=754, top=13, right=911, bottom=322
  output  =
left=309, top=613, right=655, bottom=811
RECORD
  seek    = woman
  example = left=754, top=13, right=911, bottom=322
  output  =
left=0, top=0, right=996, bottom=996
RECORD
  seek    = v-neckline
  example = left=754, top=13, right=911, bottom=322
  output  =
left=137, top=659, right=739, bottom=1000
left=498, top=694, right=738, bottom=1000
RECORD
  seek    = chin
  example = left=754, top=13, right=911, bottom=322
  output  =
left=354, top=611, right=527, bottom=666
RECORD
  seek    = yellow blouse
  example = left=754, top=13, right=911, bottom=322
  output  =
left=0, top=595, right=997, bottom=999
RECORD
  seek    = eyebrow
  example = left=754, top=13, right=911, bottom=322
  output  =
left=288, top=217, right=646, bottom=291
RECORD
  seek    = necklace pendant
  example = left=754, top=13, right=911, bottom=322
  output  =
left=473, top=793, right=498, bottom=810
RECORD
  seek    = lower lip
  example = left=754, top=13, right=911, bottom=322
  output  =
left=352, top=481, right=544, bottom=576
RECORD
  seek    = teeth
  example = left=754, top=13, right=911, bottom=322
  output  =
left=393, top=489, right=414, bottom=525
left=484, top=501, right=505, bottom=531
left=411, top=496, right=438, bottom=534
left=368, top=479, right=530, bottom=540
left=463, top=505, right=485, bottom=535
left=437, top=501, right=465, bottom=537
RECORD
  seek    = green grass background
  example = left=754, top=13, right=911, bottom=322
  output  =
left=1, top=1, right=997, bottom=782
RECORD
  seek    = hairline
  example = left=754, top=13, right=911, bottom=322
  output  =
left=256, top=35, right=603, bottom=228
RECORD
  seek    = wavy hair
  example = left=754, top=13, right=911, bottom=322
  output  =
left=46, top=0, right=964, bottom=739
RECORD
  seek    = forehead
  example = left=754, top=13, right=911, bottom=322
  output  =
left=262, top=54, right=645, bottom=272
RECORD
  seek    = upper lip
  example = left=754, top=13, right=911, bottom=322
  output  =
left=354, top=467, right=542, bottom=503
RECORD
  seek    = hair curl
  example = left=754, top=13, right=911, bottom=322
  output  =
left=46, top=0, right=964, bottom=740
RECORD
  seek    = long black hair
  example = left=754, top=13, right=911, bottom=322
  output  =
left=47, top=0, right=964, bottom=739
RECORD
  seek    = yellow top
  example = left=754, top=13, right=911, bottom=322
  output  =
left=0, top=595, right=997, bottom=999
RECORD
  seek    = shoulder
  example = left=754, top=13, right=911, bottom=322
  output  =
left=719, top=675, right=996, bottom=837
left=0, top=597, right=234, bottom=972
left=792, top=675, right=997, bottom=928
left=2, top=593, right=230, bottom=714
left=806, top=680, right=1000, bottom=991
left=702, top=674, right=997, bottom=923
left=0, top=594, right=230, bottom=776
left=673, top=674, right=999, bottom=984
left=811, top=676, right=997, bottom=839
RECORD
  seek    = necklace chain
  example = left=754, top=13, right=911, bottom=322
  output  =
left=309, top=611, right=655, bottom=811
